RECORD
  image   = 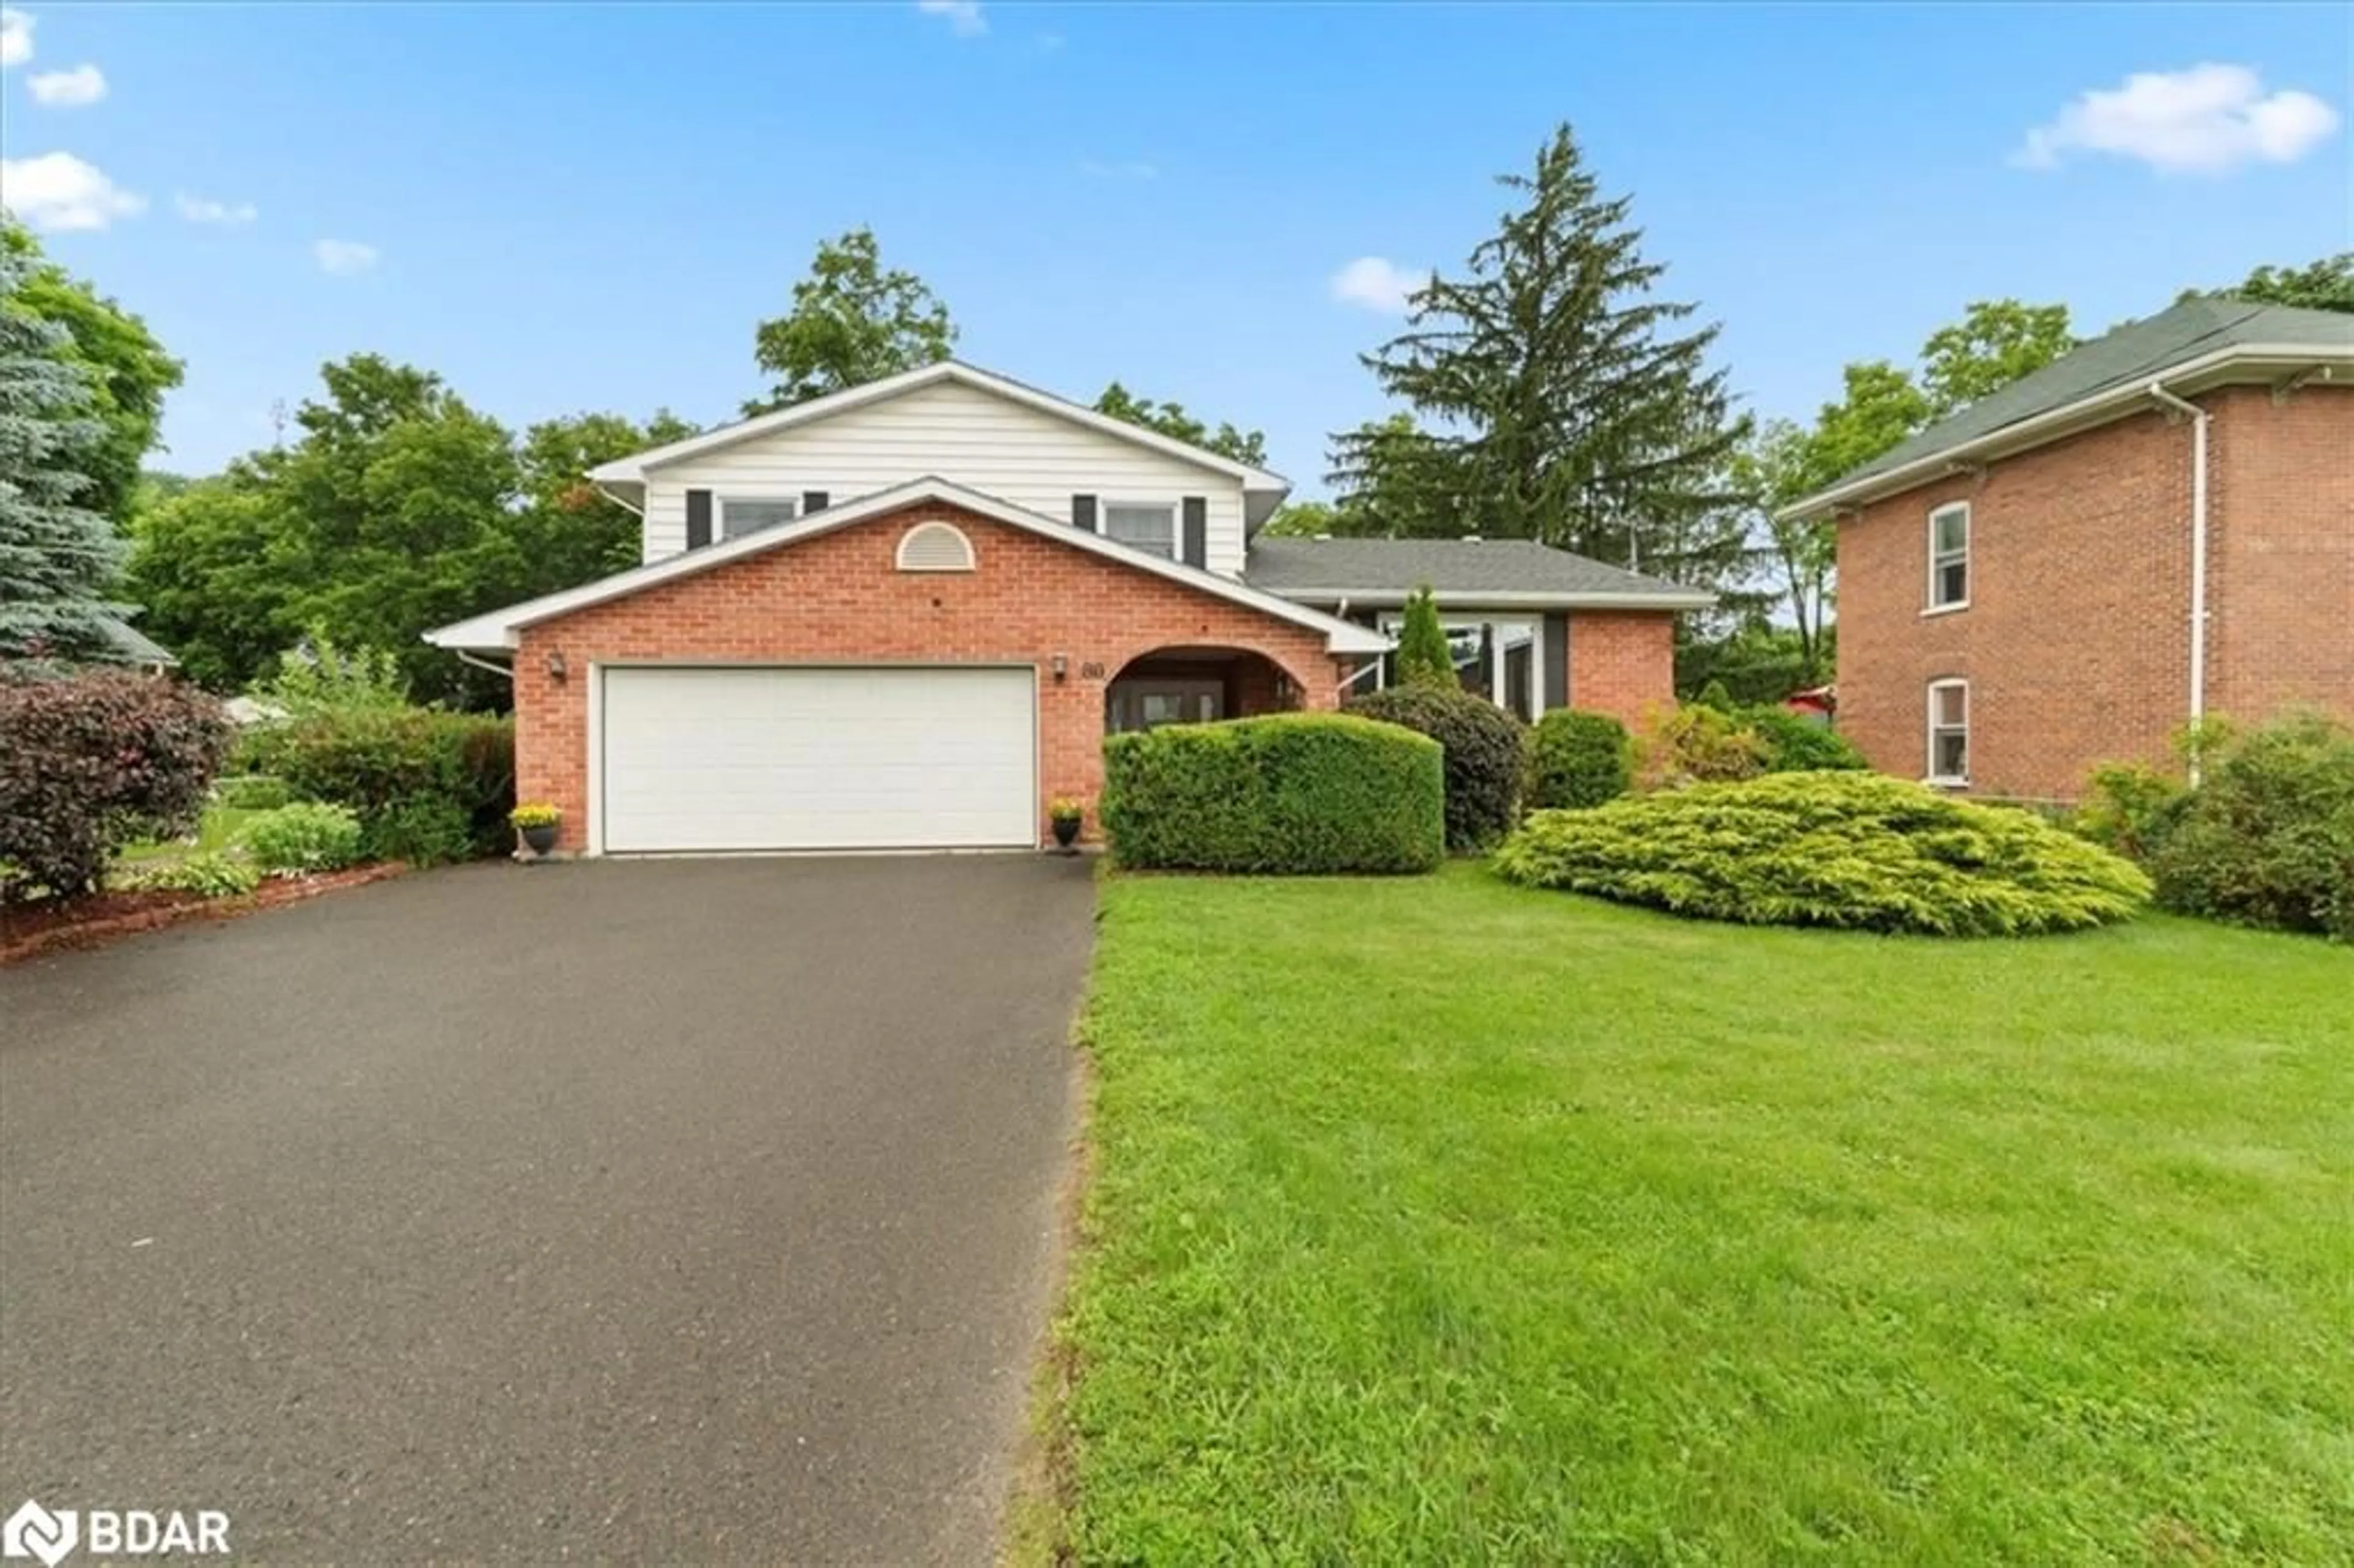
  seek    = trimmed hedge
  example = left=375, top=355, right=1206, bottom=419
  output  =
left=1495, top=772, right=2150, bottom=936
left=237, top=706, right=514, bottom=859
left=1, top=669, right=233, bottom=900
left=1102, top=713, right=1444, bottom=874
left=1345, top=685, right=1527, bottom=851
left=1527, top=710, right=1632, bottom=810
left=1744, top=707, right=1870, bottom=773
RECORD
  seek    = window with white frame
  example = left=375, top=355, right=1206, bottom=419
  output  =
left=1927, top=503, right=1970, bottom=609
left=720, top=495, right=798, bottom=539
left=1102, top=502, right=1177, bottom=558
left=1927, top=679, right=1969, bottom=783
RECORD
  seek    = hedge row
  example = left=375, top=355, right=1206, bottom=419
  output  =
left=1344, top=686, right=1526, bottom=851
left=235, top=706, right=515, bottom=865
left=1101, top=713, right=1444, bottom=874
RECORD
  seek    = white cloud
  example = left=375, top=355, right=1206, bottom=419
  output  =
left=2017, top=64, right=2342, bottom=174
left=28, top=61, right=104, bottom=105
left=0, top=151, right=145, bottom=230
left=313, top=237, right=379, bottom=275
left=0, top=8, right=32, bottom=70
left=915, top=1, right=985, bottom=38
left=1080, top=158, right=1157, bottom=181
left=176, top=192, right=257, bottom=225
left=1330, top=256, right=1430, bottom=314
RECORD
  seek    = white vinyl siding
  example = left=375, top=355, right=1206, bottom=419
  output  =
left=598, top=665, right=1037, bottom=852
left=641, top=379, right=1247, bottom=575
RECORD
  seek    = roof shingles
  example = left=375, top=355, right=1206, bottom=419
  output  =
left=1243, top=537, right=1710, bottom=604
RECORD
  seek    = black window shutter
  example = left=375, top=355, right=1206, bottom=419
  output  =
left=1181, top=497, right=1208, bottom=568
left=1072, top=493, right=1098, bottom=532
left=685, top=488, right=713, bottom=549
left=801, top=490, right=829, bottom=514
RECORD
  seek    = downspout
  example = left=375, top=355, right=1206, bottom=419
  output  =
left=2147, top=382, right=2209, bottom=782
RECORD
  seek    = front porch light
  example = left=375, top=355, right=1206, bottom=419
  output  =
left=1051, top=653, right=1069, bottom=682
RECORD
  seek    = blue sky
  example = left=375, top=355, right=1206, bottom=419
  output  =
left=4, top=2, right=2347, bottom=494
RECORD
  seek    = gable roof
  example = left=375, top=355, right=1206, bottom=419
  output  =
left=424, top=476, right=1388, bottom=655
left=587, top=360, right=1292, bottom=493
left=1781, top=299, right=2354, bottom=519
left=1243, top=538, right=1715, bottom=609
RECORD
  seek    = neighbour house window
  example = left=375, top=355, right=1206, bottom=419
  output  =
left=1374, top=614, right=1541, bottom=721
left=1103, top=503, right=1178, bottom=558
left=720, top=496, right=798, bottom=539
left=1927, top=679, right=1970, bottom=783
left=1927, top=503, right=1970, bottom=610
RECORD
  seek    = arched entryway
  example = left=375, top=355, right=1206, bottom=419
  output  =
left=1105, top=645, right=1305, bottom=734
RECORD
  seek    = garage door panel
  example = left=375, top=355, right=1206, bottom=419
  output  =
left=600, top=666, right=1036, bottom=852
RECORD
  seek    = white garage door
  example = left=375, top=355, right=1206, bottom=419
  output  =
left=599, top=666, right=1037, bottom=852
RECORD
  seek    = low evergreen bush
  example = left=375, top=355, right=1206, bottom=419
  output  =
left=240, top=802, right=365, bottom=875
left=1346, top=685, right=1527, bottom=851
left=1526, top=710, right=1631, bottom=810
left=1102, top=713, right=1444, bottom=874
left=1632, top=704, right=1770, bottom=791
left=1495, top=772, right=2150, bottom=936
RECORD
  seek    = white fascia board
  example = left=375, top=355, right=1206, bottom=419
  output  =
left=1777, top=344, right=2354, bottom=522
left=587, top=360, right=1292, bottom=491
left=425, top=476, right=1385, bottom=656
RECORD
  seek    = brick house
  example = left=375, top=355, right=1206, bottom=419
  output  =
left=427, top=362, right=1709, bottom=853
left=1781, top=300, right=2353, bottom=801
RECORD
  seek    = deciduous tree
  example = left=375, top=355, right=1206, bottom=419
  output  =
left=747, top=227, right=957, bottom=414
left=1918, top=299, right=2076, bottom=416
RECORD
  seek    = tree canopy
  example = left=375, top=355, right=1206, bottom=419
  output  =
left=1092, top=381, right=1268, bottom=466
left=0, top=243, right=128, bottom=663
left=1332, top=123, right=1747, bottom=574
left=1918, top=300, right=2077, bottom=416
left=746, top=227, right=958, bottom=414
left=1, top=221, right=183, bottom=532
left=2184, top=253, right=2353, bottom=315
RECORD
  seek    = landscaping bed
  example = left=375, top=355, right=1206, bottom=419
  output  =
left=0, top=862, right=409, bottom=965
left=1041, top=866, right=2353, bottom=1563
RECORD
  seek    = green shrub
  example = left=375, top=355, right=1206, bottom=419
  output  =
left=1633, top=704, right=1770, bottom=791
left=1394, top=587, right=1457, bottom=690
left=118, top=851, right=262, bottom=899
left=2146, top=713, right=2354, bottom=940
left=1495, top=772, right=2150, bottom=937
left=1527, top=710, right=1632, bottom=810
left=1346, top=685, right=1527, bottom=851
left=365, top=799, right=477, bottom=866
left=214, top=774, right=291, bottom=810
left=1102, top=713, right=1444, bottom=874
left=238, top=706, right=514, bottom=857
left=0, top=669, right=234, bottom=901
left=240, top=802, right=365, bottom=875
left=2073, top=761, right=2190, bottom=862
left=1743, top=707, right=1869, bottom=773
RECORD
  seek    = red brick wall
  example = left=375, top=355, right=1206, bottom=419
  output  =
left=512, top=501, right=1347, bottom=850
left=2207, top=384, right=2354, bottom=726
left=1567, top=612, right=1677, bottom=726
left=1835, top=384, right=2352, bottom=800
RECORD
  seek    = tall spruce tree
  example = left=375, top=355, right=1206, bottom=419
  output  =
left=1335, top=123, right=1746, bottom=570
left=0, top=246, right=126, bottom=664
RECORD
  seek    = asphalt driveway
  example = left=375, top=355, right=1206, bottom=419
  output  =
left=0, top=855, right=1095, bottom=1564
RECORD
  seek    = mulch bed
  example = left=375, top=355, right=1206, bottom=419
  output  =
left=0, top=862, right=410, bottom=967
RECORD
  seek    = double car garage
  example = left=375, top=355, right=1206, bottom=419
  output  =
left=597, top=666, right=1040, bottom=853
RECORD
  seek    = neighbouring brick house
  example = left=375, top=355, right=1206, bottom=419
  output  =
left=1782, top=299, right=2353, bottom=801
left=428, top=362, right=1709, bottom=853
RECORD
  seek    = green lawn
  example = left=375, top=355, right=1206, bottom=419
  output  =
left=1054, top=866, right=2352, bottom=1565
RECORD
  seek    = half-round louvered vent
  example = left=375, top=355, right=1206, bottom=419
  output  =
left=896, top=520, right=977, bottom=573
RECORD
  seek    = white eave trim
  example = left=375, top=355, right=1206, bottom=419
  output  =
left=1263, top=587, right=1718, bottom=611
left=586, top=360, right=1292, bottom=493
left=424, top=476, right=1386, bottom=657
left=1777, top=343, right=2354, bottom=520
